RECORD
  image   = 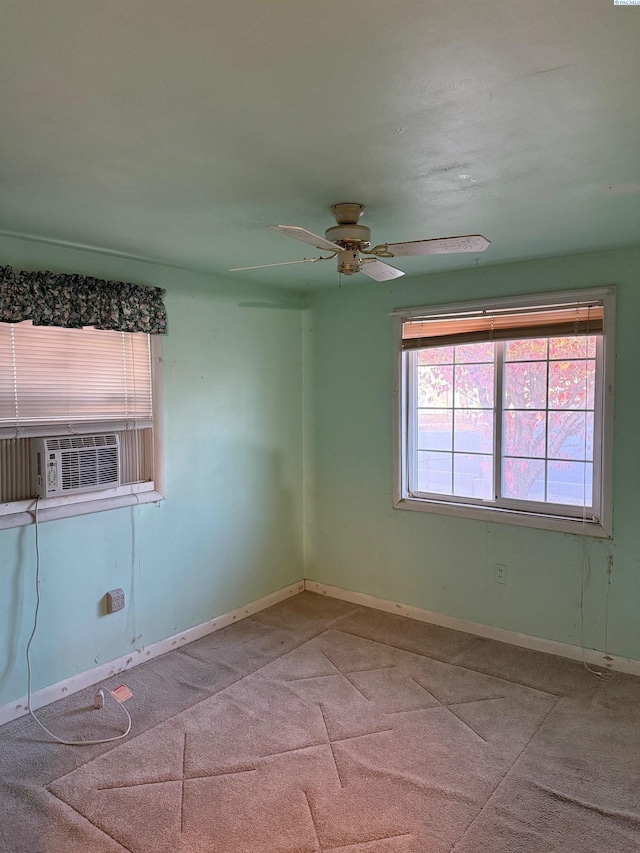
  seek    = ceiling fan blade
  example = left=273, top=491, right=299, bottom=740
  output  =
left=230, top=256, right=333, bottom=272
left=374, top=235, right=490, bottom=257
left=361, top=259, right=405, bottom=281
left=267, top=224, right=343, bottom=252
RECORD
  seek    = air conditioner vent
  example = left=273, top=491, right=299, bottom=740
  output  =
left=33, top=434, right=120, bottom=497
left=45, top=434, right=118, bottom=451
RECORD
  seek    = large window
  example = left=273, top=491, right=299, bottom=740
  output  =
left=0, top=321, right=163, bottom=527
left=394, top=288, right=614, bottom=536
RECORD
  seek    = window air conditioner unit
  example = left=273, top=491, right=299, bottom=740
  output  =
left=33, top=434, right=120, bottom=498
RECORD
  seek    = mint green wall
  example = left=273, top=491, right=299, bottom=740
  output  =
left=0, top=236, right=304, bottom=706
left=305, top=247, right=640, bottom=662
left=2, top=239, right=639, bottom=712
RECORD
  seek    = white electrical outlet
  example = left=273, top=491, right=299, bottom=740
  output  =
left=494, top=563, right=507, bottom=585
left=106, top=588, right=125, bottom=613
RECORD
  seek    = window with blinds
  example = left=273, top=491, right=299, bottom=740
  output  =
left=394, top=288, right=615, bottom=535
left=0, top=321, right=155, bottom=503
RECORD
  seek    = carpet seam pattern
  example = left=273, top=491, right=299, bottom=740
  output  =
left=408, top=675, right=489, bottom=743
left=531, top=784, right=640, bottom=827
left=47, top=787, right=135, bottom=853
left=23, top=599, right=633, bottom=853
left=319, top=704, right=346, bottom=789
left=45, top=611, right=361, bottom=788
left=448, top=697, right=561, bottom=852
left=332, top=627, right=560, bottom=698
left=48, top=633, right=553, bottom=851
left=180, top=732, right=187, bottom=834
left=302, top=789, right=413, bottom=852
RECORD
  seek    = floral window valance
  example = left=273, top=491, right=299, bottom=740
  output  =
left=0, top=265, right=167, bottom=334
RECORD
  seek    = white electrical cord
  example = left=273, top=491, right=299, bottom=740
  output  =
left=580, top=536, right=613, bottom=682
left=577, top=309, right=613, bottom=682
left=25, top=498, right=133, bottom=745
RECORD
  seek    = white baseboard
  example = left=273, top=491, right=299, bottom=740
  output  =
left=304, top=579, right=640, bottom=678
left=5, top=575, right=637, bottom=728
left=0, top=580, right=304, bottom=727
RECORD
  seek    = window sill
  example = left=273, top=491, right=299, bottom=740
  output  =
left=0, top=488, right=165, bottom=530
left=393, top=496, right=611, bottom=539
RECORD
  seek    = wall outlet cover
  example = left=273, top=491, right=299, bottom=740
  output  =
left=106, top=588, right=125, bottom=613
left=494, top=563, right=507, bottom=585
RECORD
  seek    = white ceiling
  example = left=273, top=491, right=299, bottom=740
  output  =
left=1, top=1, right=639, bottom=288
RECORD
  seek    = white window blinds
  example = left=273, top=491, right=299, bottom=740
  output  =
left=0, top=321, right=152, bottom=438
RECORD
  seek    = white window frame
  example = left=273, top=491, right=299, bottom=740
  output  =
left=0, top=333, right=165, bottom=530
left=393, top=287, right=615, bottom=538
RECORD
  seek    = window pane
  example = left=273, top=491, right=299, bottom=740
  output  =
left=418, top=346, right=453, bottom=365
left=504, top=361, right=547, bottom=409
left=548, top=360, right=595, bottom=410
left=503, top=411, right=546, bottom=457
left=418, top=410, right=452, bottom=451
left=505, top=338, right=548, bottom=361
left=454, top=410, right=494, bottom=454
left=547, top=461, right=593, bottom=506
left=503, top=457, right=545, bottom=501
left=454, top=364, right=494, bottom=408
left=403, top=309, right=605, bottom=520
left=454, top=454, right=493, bottom=499
left=417, top=451, right=452, bottom=495
left=548, top=412, right=594, bottom=461
left=418, top=365, right=452, bottom=407
left=454, top=342, right=494, bottom=363
left=549, top=336, right=596, bottom=360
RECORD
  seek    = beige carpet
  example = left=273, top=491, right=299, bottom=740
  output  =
left=2, top=593, right=639, bottom=852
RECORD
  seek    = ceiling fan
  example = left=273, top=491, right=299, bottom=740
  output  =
left=231, top=203, right=490, bottom=281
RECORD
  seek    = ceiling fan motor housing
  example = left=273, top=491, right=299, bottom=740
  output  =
left=327, top=202, right=371, bottom=255
left=328, top=203, right=371, bottom=272
left=325, top=223, right=371, bottom=246
left=330, top=203, right=365, bottom=224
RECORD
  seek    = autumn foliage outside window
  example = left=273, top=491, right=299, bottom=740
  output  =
left=397, top=289, right=613, bottom=531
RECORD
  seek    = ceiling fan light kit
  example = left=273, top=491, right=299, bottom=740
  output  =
left=230, top=203, right=490, bottom=280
